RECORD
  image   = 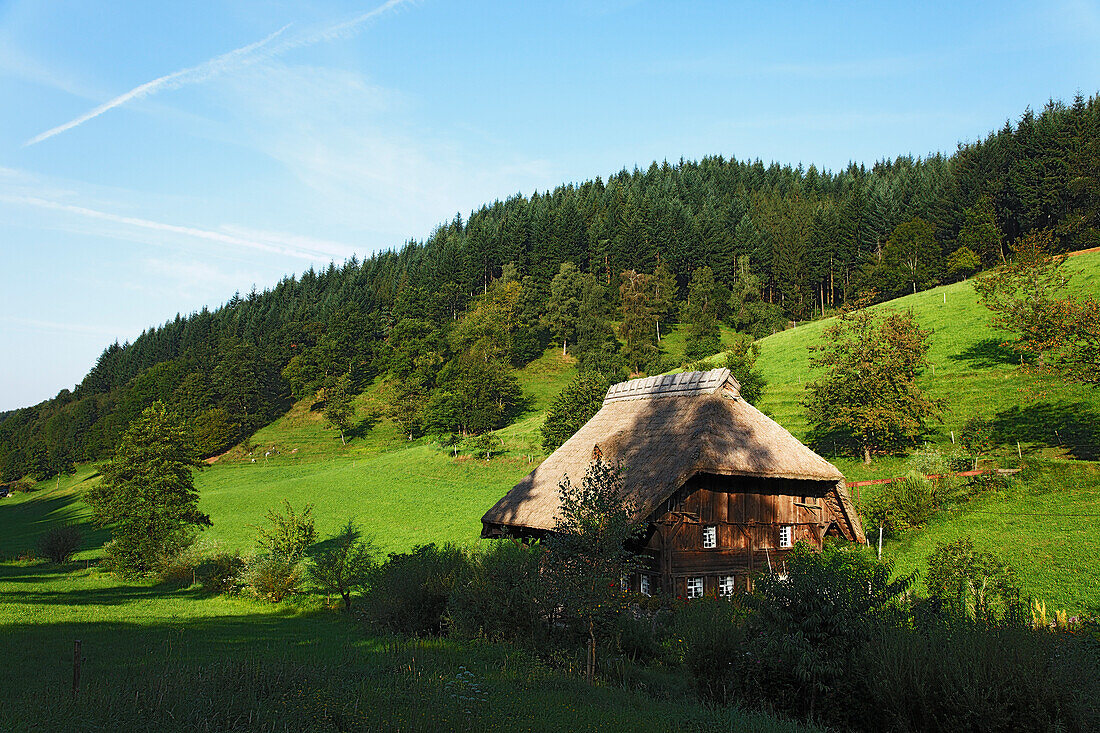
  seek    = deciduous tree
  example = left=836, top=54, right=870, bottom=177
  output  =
left=804, top=309, right=944, bottom=463
left=86, top=402, right=210, bottom=575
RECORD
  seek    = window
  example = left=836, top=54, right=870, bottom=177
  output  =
left=640, top=575, right=651, bottom=596
left=718, top=575, right=735, bottom=597
left=779, top=525, right=793, bottom=548
left=702, top=525, right=717, bottom=549
left=686, top=577, right=704, bottom=599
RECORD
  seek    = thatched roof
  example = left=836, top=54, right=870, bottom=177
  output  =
left=482, top=368, right=865, bottom=542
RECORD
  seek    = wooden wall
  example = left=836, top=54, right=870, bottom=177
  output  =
left=634, top=473, right=843, bottom=594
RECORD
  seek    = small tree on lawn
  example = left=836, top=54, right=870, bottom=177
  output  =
left=804, top=308, right=944, bottom=464
left=246, top=500, right=316, bottom=602
left=86, top=402, right=210, bottom=576
left=543, top=450, right=639, bottom=684
left=974, top=230, right=1100, bottom=384
left=541, top=371, right=614, bottom=451
left=323, top=374, right=354, bottom=445
left=960, top=415, right=995, bottom=470
left=308, top=520, right=378, bottom=611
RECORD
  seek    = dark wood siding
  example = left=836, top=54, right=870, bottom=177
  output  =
left=643, top=473, right=843, bottom=593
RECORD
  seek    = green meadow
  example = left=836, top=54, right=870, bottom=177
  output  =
left=1, top=252, right=1098, bottom=729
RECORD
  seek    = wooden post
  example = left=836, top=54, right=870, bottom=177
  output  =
left=1017, top=441, right=1023, bottom=459
left=72, top=640, right=82, bottom=696
left=950, top=431, right=954, bottom=444
left=877, top=527, right=883, bottom=561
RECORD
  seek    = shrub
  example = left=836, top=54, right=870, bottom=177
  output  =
left=361, top=544, right=470, bottom=635
left=37, top=525, right=82, bottom=563
left=863, top=473, right=939, bottom=532
left=859, top=624, right=1100, bottom=732
left=12, top=476, right=37, bottom=493
left=307, top=521, right=377, bottom=611
left=447, top=541, right=544, bottom=642
left=195, top=550, right=245, bottom=595
left=925, top=536, right=1024, bottom=624
left=156, top=543, right=204, bottom=586
left=253, top=500, right=316, bottom=564
left=672, top=596, right=745, bottom=701
left=732, top=544, right=914, bottom=726
left=244, top=556, right=302, bottom=603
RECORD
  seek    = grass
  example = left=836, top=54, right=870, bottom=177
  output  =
left=3, top=252, right=1100, bottom=725
left=0, top=561, right=820, bottom=732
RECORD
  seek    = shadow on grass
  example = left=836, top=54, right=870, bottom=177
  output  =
left=992, top=401, right=1100, bottom=460
left=0, top=563, right=206, bottom=605
left=948, top=337, right=1019, bottom=368
left=0, top=493, right=109, bottom=559
left=346, top=410, right=382, bottom=440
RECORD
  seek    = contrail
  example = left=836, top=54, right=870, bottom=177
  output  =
left=2, top=194, right=353, bottom=261
left=24, top=24, right=291, bottom=147
left=23, top=0, right=416, bottom=147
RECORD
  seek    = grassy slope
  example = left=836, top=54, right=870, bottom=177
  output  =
left=2, top=254, right=1098, bottom=602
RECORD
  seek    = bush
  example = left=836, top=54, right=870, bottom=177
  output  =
left=37, top=525, right=82, bottom=563
left=361, top=544, right=470, bottom=635
left=244, top=556, right=302, bottom=603
left=307, top=521, right=377, bottom=611
left=195, top=550, right=245, bottom=595
left=925, top=537, right=1024, bottom=624
left=11, top=476, right=37, bottom=493
left=156, top=544, right=204, bottom=586
left=859, top=624, right=1100, bottom=732
left=447, top=541, right=544, bottom=642
left=672, top=596, right=745, bottom=700
left=863, top=473, right=939, bottom=532
left=254, top=501, right=315, bottom=564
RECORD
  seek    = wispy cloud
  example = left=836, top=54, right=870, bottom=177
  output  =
left=24, top=24, right=291, bottom=146
left=23, top=0, right=417, bottom=146
left=0, top=315, right=133, bottom=339
left=0, top=194, right=357, bottom=261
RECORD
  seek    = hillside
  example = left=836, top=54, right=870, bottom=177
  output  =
left=3, top=251, right=1099, bottom=613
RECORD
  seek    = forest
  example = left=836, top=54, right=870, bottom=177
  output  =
left=2, top=94, right=1098, bottom=481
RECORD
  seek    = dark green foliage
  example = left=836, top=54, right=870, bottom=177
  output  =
left=322, top=374, right=354, bottom=445
left=544, top=457, right=640, bottom=682
left=307, top=520, right=378, bottom=611
left=925, top=537, right=1024, bottom=623
left=86, top=402, right=210, bottom=577
left=361, top=543, right=470, bottom=635
left=37, top=525, right=81, bottom=564
left=858, top=624, right=1100, bottom=733
left=618, top=270, right=660, bottom=374
left=541, top=371, right=614, bottom=450
left=681, top=266, right=723, bottom=361
left=447, top=541, right=545, bottom=643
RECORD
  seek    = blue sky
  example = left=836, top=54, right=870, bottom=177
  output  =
left=1, top=0, right=1098, bottom=411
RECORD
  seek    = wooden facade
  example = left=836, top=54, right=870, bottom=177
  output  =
left=627, top=473, right=851, bottom=596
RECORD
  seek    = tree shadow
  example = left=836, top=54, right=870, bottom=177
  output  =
left=0, top=493, right=109, bottom=558
left=345, top=411, right=382, bottom=441
left=991, top=401, right=1100, bottom=460
left=948, top=338, right=1018, bottom=369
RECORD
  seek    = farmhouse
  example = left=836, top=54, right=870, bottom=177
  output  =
left=481, top=368, right=866, bottom=597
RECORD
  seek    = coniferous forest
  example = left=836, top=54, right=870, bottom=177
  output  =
left=2, top=95, right=1099, bottom=481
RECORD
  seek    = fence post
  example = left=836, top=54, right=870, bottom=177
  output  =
left=72, top=640, right=82, bottom=696
left=877, top=527, right=883, bottom=561
left=1017, top=441, right=1023, bottom=459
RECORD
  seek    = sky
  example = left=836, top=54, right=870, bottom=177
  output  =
left=1, top=0, right=1098, bottom=411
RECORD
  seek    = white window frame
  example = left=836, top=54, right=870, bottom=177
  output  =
left=718, top=575, right=735, bottom=597
left=640, top=574, right=651, bottom=597
left=686, top=576, right=704, bottom=599
left=702, top=525, right=717, bottom=549
left=779, top=525, right=793, bottom=548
